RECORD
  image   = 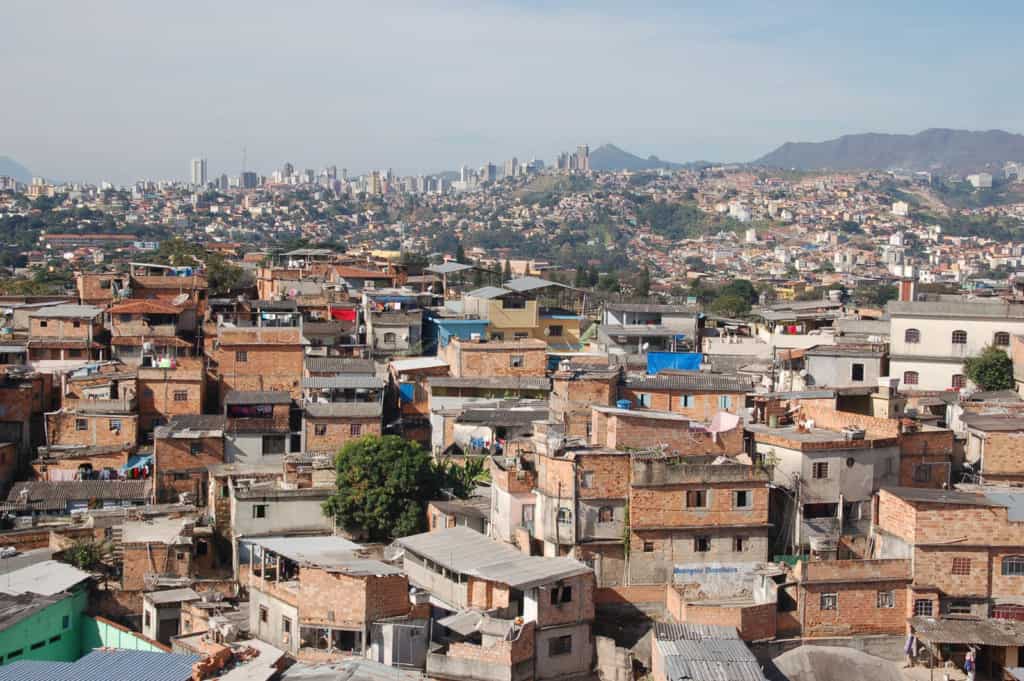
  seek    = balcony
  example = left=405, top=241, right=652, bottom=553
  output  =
left=66, top=396, right=138, bottom=414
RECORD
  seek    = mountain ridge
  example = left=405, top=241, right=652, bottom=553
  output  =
left=0, top=157, right=31, bottom=183
left=753, top=128, right=1024, bottom=172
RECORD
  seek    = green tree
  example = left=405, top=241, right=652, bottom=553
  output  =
left=323, top=435, right=442, bottom=541
left=153, top=238, right=248, bottom=295
left=964, top=346, right=1014, bottom=391
left=455, top=241, right=467, bottom=263
left=636, top=266, right=651, bottom=298
left=709, top=293, right=751, bottom=318
left=503, top=259, right=513, bottom=281
left=720, top=279, right=758, bottom=305
left=855, top=283, right=898, bottom=307
left=66, top=539, right=106, bottom=571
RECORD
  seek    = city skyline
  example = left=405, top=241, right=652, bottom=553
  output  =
left=3, top=1, right=1023, bottom=184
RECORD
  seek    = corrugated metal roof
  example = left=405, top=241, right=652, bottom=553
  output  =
left=502, top=276, right=569, bottom=293
left=625, top=372, right=754, bottom=393
left=0, top=560, right=90, bottom=596
left=28, top=304, right=103, bottom=319
left=910, top=615, right=1024, bottom=646
left=0, top=649, right=201, bottom=681
left=304, top=402, right=383, bottom=419
left=888, top=300, right=1024, bottom=319
left=224, top=390, right=292, bottom=405
left=963, top=414, right=1024, bottom=431
left=389, top=357, right=448, bottom=372
left=396, top=526, right=590, bottom=590
left=465, top=286, right=511, bottom=300
left=301, top=375, right=384, bottom=389
left=144, top=587, right=201, bottom=605
left=426, top=262, right=474, bottom=275
left=655, top=626, right=767, bottom=681
left=243, top=536, right=401, bottom=576
left=4, top=480, right=151, bottom=510
left=428, top=376, right=551, bottom=391
left=304, top=357, right=376, bottom=374
left=655, top=622, right=740, bottom=641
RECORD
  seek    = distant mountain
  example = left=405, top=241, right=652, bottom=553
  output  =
left=753, top=128, right=1024, bottom=173
left=589, top=144, right=694, bottom=172
left=0, top=156, right=31, bottom=183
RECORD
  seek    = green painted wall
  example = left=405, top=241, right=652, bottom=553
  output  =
left=0, top=589, right=86, bottom=666
left=79, top=617, right=164, bottom=653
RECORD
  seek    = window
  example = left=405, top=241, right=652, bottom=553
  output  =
left=694, top=536, right=711, bottom=552
left=952, top=374, right=967, bottom=389
left=598, top=506, right=614, bottom=523
left=903, top=371, right=919, bottom=385
left=851, top=363, right=864, bottom=382
left=30, top=640, right=45, bottom=650
left=253, top=504, right=268, bottom=519
left=73, top=320, right=81, bottom=328
left=314, top=423, right=327, bottom=436
left=48, top=635, right=61, bottom=643
left=383, top=332, right=397, bottom=344
left=733, top=536, right=747, bottom=552
left=550, top=585, right=573, bottom=604
left=173, top=390, right=188, bottom=402
left=235, top=350, right=248, bottom=362
left=259, top=606, right=268, bottom=623
left=196, top=539, right=208, bottom=555
left=1003, top=556, right=1024, bottom=576
left=549, top=635, right=572, bottom=656
left=350, top=423, right=362, bottom=437
left=993, top=604, right=1024, bottom=620
left=75, top=418, right=88, bottom=431
left=547, top=325, right=563, bottom=337
left=190, top=442, right=202, bottom=455
left=686, top=490, right=707, bottom=508
left=145, top=611, right=152, bottom=628
left=327, top=609, right=335, bottom=622
left=820, top=593, right=838, bottom=611
left=109, top=419, right=122, bottom=431
left=510, top=355, right=524, bottom=369
left=877, top=590, right=895, bottom=608
left=173, top=473, right=189, bottom=481
left=513, top=332, right=530, bottom=341
left=490, top=332, right=504, bottom=341
left=39, top=320, right=47, bottom=327
left=7, top=649, right=22, bottom=660
left=557, top=507, right=572, bottom=524
left=643, top=541, right=655, bottom=553
left=282, top=617, right=292, bottom=635
left=221, top=485, right=230, bottom=498
left=263, top=435, right=286, bottom=455
left=120, top=313, right=132, bottom=323
left=718, top=395, right=733, bottom=410
left=637, top=393, right=652, bottom=408
left=952, top=329, right=967, bottom=344
left=581, top=471, right=595, bottom=488
left=905, top=328, right=921, bottom=344
left=947, top=601, right=972, bottom=615
left=733, top=490, right=751, bottom=508
left=812, top=462, right=829, bottom=479
left=913, top=465, right=931, bottom=483
left=952, top=557, right=971, bottom=575
left=680, top=394, right=693, bottom=408
left=62, top=615, right=70, bottom=629
left=995, top=331, right=1011, bottom=347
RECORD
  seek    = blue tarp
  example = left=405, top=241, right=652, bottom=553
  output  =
left=398, top=382, right=415, bottom=403
left=120, top=454, right=153, bottom=474
left=647, top=352, right=703, bottom=375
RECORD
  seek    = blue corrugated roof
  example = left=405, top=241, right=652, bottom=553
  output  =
left=0, top=649, right=200, bottom=681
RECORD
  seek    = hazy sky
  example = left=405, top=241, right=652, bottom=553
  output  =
left=2, top=1, right=1020, bottom=184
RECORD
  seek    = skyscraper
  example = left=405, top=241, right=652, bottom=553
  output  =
left=575, top=145, right=590, bottom=172
left=190, top=158, right=207, bottom=186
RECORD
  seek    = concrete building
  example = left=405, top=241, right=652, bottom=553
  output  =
left=223, top=391, right=297, bottom=464
left=599, top=303, right=700, bottom=355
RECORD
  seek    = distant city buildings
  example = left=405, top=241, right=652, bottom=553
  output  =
left=190, top=158, right=207, bottom=187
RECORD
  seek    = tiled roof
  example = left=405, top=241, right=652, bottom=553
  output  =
left=304, top=357, right=376, bottom=374
left=224, top=390, right=292, bottom=406
left=109, top=300, right=185, bottom=315
left=301, top=375, right=383, bottom=390
left=304, top=402, right=382, bottom=419
left=4, top=480, right=151, bottom=511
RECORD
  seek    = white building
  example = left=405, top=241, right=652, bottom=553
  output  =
left=190, top=158, right=207, bottom=186
left=892, top=201, right=910, bottom=217
left=967, top=172, right=993, bottom=189
left=888, top=299, right=1024, bottom=391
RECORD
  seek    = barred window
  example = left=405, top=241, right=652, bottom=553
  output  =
left=952, top=330, right=967, bottom=344
left=820, top=593, right=837, bottom=611
left=1003, top=556, right=1024, bottom=576
left=876, top=590, right=895, bottom=608
left=905, top=328, right=921, bottom=344
left=952, top=558, right=971, bottom=575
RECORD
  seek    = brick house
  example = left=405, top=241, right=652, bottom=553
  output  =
left=628, top=456, right=771, bottom=586
left=590, top=406, right=744, bottom=456
left=138, top=357, right=206, bottom=435
left=244, top=535, right=411, bottom=659
left=387, top=357, right=449, bottom=446
left=153, top=415, right=226, bottom=504
left=439, top=337, right=547, bottom=379
left=45, top=397, right=139, bottom=449
left=224, top=391, right=296, bottom=463
left=302, top=402, right=382, bottom=455
left=207, top=327, right=305, bottom=403
left=872, top=486, right=1024, bottom=620
left=121, top=515, right=217, bottom=592
left=619, top=372, right=752, bottom=421
left=795, top=558, right=912, bottom=637
left=396, top=526, right=596, bottom=681
left=964, top=414, right=1024, bottom=485
left=31, top=444, right=133, bottom=482
left=206, top=462, right=283, bottom=535
left=489, top=456, right=538, bottom=547
left=548, top=364, right=620, bottom=441
left=27, top=304, right=107, bottom=364
left=108, top=298, right=198, bottom=367
left=76, top=271, right=125, bottom=307
left=0, top=367, right=54, bottom=463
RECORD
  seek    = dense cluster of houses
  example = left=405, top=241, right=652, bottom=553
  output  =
left=4, top=249, right=1024, bottom=680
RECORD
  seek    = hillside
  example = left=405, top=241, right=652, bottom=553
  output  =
left=753, top=128, right=1024, bottom=173
left=0, top=157, right=31, bottom=183
left=589, top=144, right=689, bottom=172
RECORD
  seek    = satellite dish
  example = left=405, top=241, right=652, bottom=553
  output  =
left=171, top=293, right=189, bottom=306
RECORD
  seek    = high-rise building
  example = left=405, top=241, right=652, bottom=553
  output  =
left=481, top=163, right=497, bottom=182
left=240, top=171, right=259, bottom=189
left=282, top=162, right=295, bottom=178
left=575, top=145, right=590, bottom=172
left=504, top=157, right=519, bottom=179
left=190, top=158, right=207, bottom=186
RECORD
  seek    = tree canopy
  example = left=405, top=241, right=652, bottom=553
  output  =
left=964, top=346, right=1014, bottom=392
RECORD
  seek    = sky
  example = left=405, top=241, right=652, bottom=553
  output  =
left=1, top=1, right=1021, bottom=184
